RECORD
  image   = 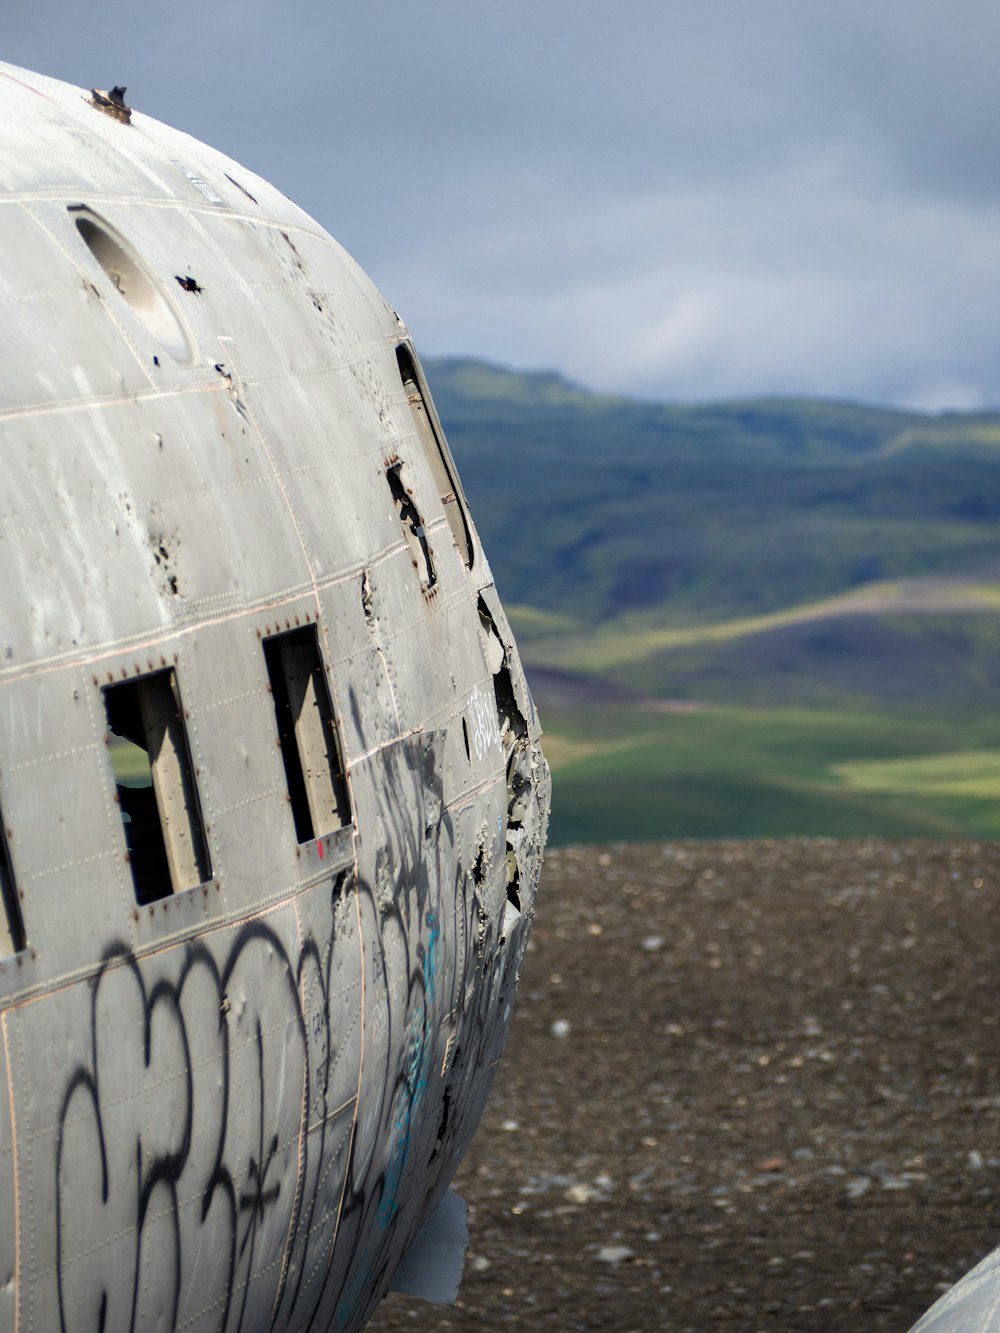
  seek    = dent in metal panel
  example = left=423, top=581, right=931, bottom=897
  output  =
left=321, top=568, right=404, bottom=765
left=357, top=548, right=450, bottom=740
left=153, top=215, right=335, bottom=382
left=201, top=216, right=386, bottom=380
left=141, top=477, right=314, bottom=615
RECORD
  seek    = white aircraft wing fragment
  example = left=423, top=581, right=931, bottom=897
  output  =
left=910, top=1244, right=1000, bottom=1331
left=386, top=1190, right=470, bottom=1306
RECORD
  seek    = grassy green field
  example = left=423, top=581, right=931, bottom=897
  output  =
left=513, top=579, right=1000, bottom=675
left=109, top=735, right=152, bottom=787
left=541, top=702, right=1000, bottom=846
left=832, top=750, right=1000, bottom=800
left=528, top=602, right=1000, bottom=845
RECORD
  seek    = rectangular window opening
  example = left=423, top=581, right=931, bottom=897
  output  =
left=104, top=669, right=211, bottom=904
left=0, top=815, right=25, bottom=956
left=263, top=626, right=351, bottom=844
left=396, top=345, right=474, bottom=568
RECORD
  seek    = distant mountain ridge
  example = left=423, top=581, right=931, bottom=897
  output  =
left=426, top=356, right=1000, bottom=709
left=425, top=355, right=999, bottom=457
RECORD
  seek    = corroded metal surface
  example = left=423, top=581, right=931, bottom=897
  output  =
left=0, top=61, right=548, bottom=1333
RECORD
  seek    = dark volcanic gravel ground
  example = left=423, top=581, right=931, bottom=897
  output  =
left=368, top=840, right=1000, bottom=1332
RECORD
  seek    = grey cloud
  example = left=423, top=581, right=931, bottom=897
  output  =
left=6, top=0, right=1000, bottom=407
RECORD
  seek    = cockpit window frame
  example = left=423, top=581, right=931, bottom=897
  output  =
left=395, top=344, right=475, bottom=570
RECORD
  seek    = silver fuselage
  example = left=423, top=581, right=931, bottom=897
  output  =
left=0, top=63, right=548, bottom=1333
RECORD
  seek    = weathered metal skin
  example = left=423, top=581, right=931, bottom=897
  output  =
left=0, top=63, right=549, bottom=1332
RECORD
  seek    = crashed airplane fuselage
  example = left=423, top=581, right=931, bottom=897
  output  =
left=0, top=62, right=549, bottom=1332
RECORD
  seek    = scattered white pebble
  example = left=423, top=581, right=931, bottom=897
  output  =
left=551, top=1019, right=571, bottom=1039
left=501, top=1119, right=519, bottom=1132
left=596, top=1245, right=634, bottom=1265
left=642, top=935, right=665, bottom=952
left=880, top=1176, right=910, bottom=1191
left=969, top=1149, right=985, bottom=1171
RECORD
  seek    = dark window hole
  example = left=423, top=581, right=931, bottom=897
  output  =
left=429, top=1084, right=454, bottom=1165
left=263, top=625, right=351, bottom=845
left=471, top=841, right=487, bottom=888
left=436, top=1087, right=452, bottom=1148
left=506, top=867, right=521, bottom=913
left=225, top=173, right=258, bottom=204
left=105, top=669, right=211, bottom=904
left=0, top=817, right=25, bottom=956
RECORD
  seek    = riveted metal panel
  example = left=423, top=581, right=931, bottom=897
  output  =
left=0, top=58, right=550, bottom=1331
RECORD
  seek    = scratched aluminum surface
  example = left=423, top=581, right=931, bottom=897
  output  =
left=0, top=63, right=549, bottom=1333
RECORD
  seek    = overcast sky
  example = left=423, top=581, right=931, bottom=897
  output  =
left=7, top=2, right=1000, bottom=409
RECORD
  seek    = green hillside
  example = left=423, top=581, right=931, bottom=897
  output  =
left=428, top=358, right=1000, bottom=628
left=425, top=356, right=1000, bottom=844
